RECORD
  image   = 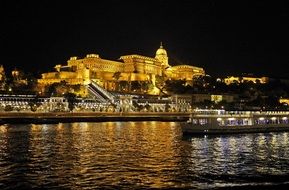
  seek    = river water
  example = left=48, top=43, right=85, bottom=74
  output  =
left=0, top=122, right=289, bottom=189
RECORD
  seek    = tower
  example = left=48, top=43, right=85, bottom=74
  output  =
left=155, top=42, right=169, bottom=68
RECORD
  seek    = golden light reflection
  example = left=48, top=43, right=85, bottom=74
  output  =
left=78, top=122, right=89, bottom=131
left=72, top=122, right=79, bottom=130
left=59, top=121, right=181, bottom=188
left=41, top=124, right=49, bottom=132
left=257, top=135, right=266, bottom=146
left=228, top=137, right=237, bottom=152
left=282, top=132, right=288, bottom=144
left=106, top=121, right=115, bottom=127
left=271, top=134, right=277, bottom=146
left=2, top=122, right=289, bottom=188
left=0, top=125, right=7, bottom=133
left=31, top=124, right=41, bottom=132
left=56, top=123, right=64, bottom=131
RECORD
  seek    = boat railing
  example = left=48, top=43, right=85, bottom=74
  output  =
left=192, top=109, right=289, bottom=117
left=252, top=111, right=289, bottom=115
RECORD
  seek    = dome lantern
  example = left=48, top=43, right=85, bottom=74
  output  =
left=155, top=42, right=169, bottom=67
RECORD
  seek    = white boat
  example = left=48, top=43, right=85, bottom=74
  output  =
left=181, top=109, right=289, bottom=135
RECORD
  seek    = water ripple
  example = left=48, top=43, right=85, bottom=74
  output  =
left=1, top=123, right=289, bottom=189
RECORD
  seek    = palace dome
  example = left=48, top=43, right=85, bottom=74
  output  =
left=156, top=43, right=167, bottom=56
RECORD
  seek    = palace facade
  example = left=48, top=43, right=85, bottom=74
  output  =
left=38, top=44, right=205, bottom=95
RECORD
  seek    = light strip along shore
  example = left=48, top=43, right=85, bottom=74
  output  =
left=0, top=112, right=190, bottom=124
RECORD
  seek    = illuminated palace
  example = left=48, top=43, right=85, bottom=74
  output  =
left=38, top=44, right=205, bottom=95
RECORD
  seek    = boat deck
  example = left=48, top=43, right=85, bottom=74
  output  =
left=181, top=109, right=289, bottom=135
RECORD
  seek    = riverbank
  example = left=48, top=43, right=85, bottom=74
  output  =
left=0, top=112, right=190, bottom=124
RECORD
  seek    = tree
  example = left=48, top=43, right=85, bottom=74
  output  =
left=155, top=75, right=167, bottom=95
left=165, top=103, right=171, bottom=112
left=29, top=96, right=41, bottom=112
left=131, top=81, right=141, bottom=93
left=4, top=105, right=13, bottom=112
left=119, top=81, right=128, bottom=92
left=166, top=79, right=186, bottom=94
left=142, top=81, right=154, bottom=94
left=47, top=83, right=58, bottom=96
left=113, top=72, right=121, bottom=91
left=144, top=103, right=151, bottom=111
left=64, top=92, right=77, bottom=111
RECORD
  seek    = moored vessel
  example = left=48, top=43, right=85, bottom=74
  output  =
left=181, top=109, right=289, bottom=135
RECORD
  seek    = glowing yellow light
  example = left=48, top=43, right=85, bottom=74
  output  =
left=0, top=125, right=7, bottom=133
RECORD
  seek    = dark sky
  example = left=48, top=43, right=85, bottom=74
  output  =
left=1, top=0, right=288, bottom=78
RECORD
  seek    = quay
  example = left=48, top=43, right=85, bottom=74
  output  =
left=0, top=112, right=190, bottom=124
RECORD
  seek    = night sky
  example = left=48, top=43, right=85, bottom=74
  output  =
left=1, top=0, right=288, bottom=78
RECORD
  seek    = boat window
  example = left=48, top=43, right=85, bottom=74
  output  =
left=192, top=119, right=198, bottom=124
left=199, top=119, right=208, bottom=125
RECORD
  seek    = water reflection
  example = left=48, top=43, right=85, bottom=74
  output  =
left=181, top=133, right=289, bottom=188
left=0, top=122, right=289, bottom=189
